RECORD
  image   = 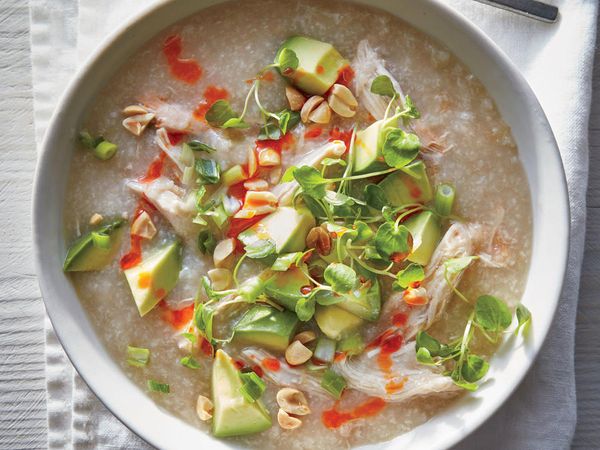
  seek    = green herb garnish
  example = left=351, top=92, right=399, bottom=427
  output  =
left=180, top=355, right=201, bottom=369
left=195, top=158, right=221, bottom=184
left=239, top=371, right=267, bottom=403
left=394, top=263, right=425, bottom=290
left=127, top=346, right=150, bottom=367
left=147, top=380, right=170, bottom=394
left=320, top=369, right=347, bottom=399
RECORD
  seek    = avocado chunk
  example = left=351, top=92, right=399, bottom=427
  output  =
left=404, top=211, right=442, bottom=265
left=276, top=36, right=348, bottom=95
left=233, top=305, right=299, bottom=352
left=238, top=206, right=315, bottom=254
left=63, top=219, right=125, bottom=272
left=314, top=305, right=363, bottom=341
left=123, top=242, right=182, bottom=316
left=212, top=349, right=272, bottom=438
left=337, top=279, right=381, bottom=322
left=378, top=160, right=433, bottom=206
left=264, top=267, right=310, bottom=311
left=353, top=120, right=388, bottom=175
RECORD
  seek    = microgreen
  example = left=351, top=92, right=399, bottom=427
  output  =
left=515, top=304, right=532, bottom=336
left=370, top=75, right=398, bottom=98
left=277, top=48, right=299, bottom=74
left=321, top=158, right=347, bottom=167
left=324, top=263, right=357, bottom=293
left=364, top=184, right=388, bottom=210
left=271, top=252, right=303, bottom=271
left=381, top=128, right=420, bottom=168
left=205, top=99, right=249, bottom=128
left=473, top=295, right=512, bottom=335
left=244, top=239, right=276, bottom=259
left=374, top=222, right=412, bottom=260
left=394, top=263, right=425, bottom=290
left=293, top=166, right=328, bottom=199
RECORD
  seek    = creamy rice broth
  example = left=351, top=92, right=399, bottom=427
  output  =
left=63, top=0, right=532, bottom=448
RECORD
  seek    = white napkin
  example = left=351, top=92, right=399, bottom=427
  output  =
left=30, top=0, right=597, bottom=448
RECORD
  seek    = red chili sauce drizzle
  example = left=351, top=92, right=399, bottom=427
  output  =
left=199, top=337, right=214, bottom=357
left=226, top=214, right=268, bottom=239
left=255, top=132, right=295, bottom=154
left=262, top=357, right=281, bottom=372
left=119, top=197, right=156, bottom=270
left=160, top=302, right=195, bottom=330
left=193, top=85, right=230, bottom=121
left=140, top=152, right=168, bottom=183
left=367, top=329, right=404, bottom=373
left=162, top=35, right=202, bottom=84
left=304, top=125, right=323, bottom=139
left=392, top=312, right=408, bottom=328
left=322, top=397, right=386, bottom=429
left=336, top=65, right=355, bottom=87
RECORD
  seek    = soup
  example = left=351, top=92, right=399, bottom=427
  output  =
left=62, top=0, right=532, bottom=448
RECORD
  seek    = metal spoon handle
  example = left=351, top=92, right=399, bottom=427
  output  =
left=474, top=0, right=559, bottom=23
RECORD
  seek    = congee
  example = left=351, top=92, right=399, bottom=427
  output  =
left=63, top=0, right=532, bottom=447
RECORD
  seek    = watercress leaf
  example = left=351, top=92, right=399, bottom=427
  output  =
left=237, top=276, right=266, bottom=303
left=364, top=245, right=385, bottom=262
left=364, top=184, right=388, bottom=210
left=181, top=332, right=197, bottom=345
left=244, top=239, right=276, bottom=259
left=382, top=206, right=396, bottom=223
left=370, top=75, right=397, bottom=98
left=195, top=158, right=221, bottom=184
left=402, top=95, right=420, bottom=119
left=278, top=48, right=299, bottom=73
left=474, top=295, right=512, bottom=333
left=197, top=230, right=217, bottom=254
left=278, top=110, right=291, bottom=135
left=451, top=377, right=479, bottom=392
left=515, top=304, right=532, bottom=336
left=321, top=157, right=347, bottom=167
left=258, top=121, right=282, bottom=140
left=416, top=347, right=436, bottom=365
left=280, top=165, right=298, bottom=183
left=287, top=110, right=301, bottom=130
left=461, top=354, right=489, bottom=383
left=394, top=263, right=425, bottom=290
left=315, top=290, right=344, bottom=306
left=205, top=99, right=238, bottom=127
left=382, top=128, right=420, bottom=168
left=324, top=263, right=356, bottom=293
left=302, top=193, right=328, bottom=217
left=324, top=190, right=354, bottom=207
left=415, top=331, right=442, bottom=356
left=187, top=140, right=217, bottom=153
left=374, top=223, right=412, bottom=259
left=354, top=221, right=374, bottom=244
left=295, top=295, right=316, bottom=321
left=293, top=166, right=327, bottom=199
left=271, top=252, right=303, bottom=271
left=222, top=117, right=250, bottom=129
left=194, top=300, right=215, bottom=344
left=444, top=256, right=478, bottom=275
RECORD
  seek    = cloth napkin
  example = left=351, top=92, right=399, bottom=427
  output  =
left=29, top=0, right=597, bottom=448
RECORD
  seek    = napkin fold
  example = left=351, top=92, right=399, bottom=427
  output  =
left=30, top=0, right=597, bottom=448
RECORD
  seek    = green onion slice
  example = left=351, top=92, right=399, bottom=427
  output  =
left=126, top=346, right=149, bottom=367
left=434, top=183, right=455, bottom=217
left=147, top=380, right=170, bottom=394
left=321, top=369, right=347, bottom=399
left=239, top=371, right=266, bottom=403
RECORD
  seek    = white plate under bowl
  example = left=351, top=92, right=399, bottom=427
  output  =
left=32, top=0, right=569, bottom=449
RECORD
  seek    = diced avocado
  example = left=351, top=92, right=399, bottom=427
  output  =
left=63, top=219, right=125, bottom=272
left=276, top=36, right=349, bottom=95
left=337, top=334, right=365, bottom=356
left=212, top=349, right=272, bottom=438
left=238, top=206, right=315, bottom=254
left=233, top=305, right=299, bottom=352
left=123, top=242, right=182, bottom=317
left=353, top=120, right=388, bottom=175
left=404, top=211, right=442, bottom=265
left=378, top=160, right=433, bottom=206
left=314, top=305, right=363, bottom=341
left=337, top=279, right=381, bottom=322
left=264, top=267, right=310, bottom=311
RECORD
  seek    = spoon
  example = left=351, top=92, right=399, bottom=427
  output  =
left=474, top=0, right=559, bottom=22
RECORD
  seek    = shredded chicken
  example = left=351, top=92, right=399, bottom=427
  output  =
left=127, top=176, right=199, bottom=239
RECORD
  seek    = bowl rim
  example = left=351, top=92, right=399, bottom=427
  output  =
left=32, top=0, right=570, bottom=449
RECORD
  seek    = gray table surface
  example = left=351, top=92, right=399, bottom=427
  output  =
left=0, top=0, right=598, bottom=448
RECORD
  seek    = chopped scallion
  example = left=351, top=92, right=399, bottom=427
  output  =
left=93, top=140, right=118, bottom=161
left=239, top=371, right=266, bottom=403
left=147, top=379, right=170, bottom=394
left=180, top=143, right=195, bottom=167
left=320, top=369, right=346, bottom=399
left=187, top=140, right=216, bottom=153
left=127, top=346, right=149, bottom=367
left=434, top=183, right=455, bottom=217
left=182, top=166, right=195, bottom=186
left=313, top=337, right=336, bottom=363
left=180, top=355, right=201, bottom=369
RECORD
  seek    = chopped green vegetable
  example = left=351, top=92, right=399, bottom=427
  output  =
left=198, top=230, right=217, bottom=254
left=434, top=183, right=455, bottom=217
left=147, top=380, right=170, bottom=394
left=337, top=334, right=365, bottom=356
left=127, top=346, right=150, bottom=367
left=180, top=355, right=201, bottom=369
left=187, top=140, right=217, bottom=153
left=313, top=337, right=336, bottom=363
left=239, top=371, right=267, bottom=403
left=277, top=48, right=299, bottom=73
left=320, top=369, right=347, bottom=399
left=244, top=239, right=277, bottom=259
left=93, top=140, right=118, bottom=160
left=195, top=158, right=221, bottom=184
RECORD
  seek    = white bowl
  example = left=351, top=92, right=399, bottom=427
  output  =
left=32, top=0, right=569, bottom=449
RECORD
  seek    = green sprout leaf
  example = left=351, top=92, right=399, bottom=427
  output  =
left=474, top=295, right=512, bottom=333
left=205, top=99, right=238, bottom=127
left=197, top=230, right=217, bottom=254
left=444, top=256, right=478, bottom=275
left=363, top=184, right=388, bottom=210
left=461, top=354, right=489, bottom=383
left=258, top=122, right=281, bottom=140
left=324, top=190, right=354, bottom=207
left=277, top=48, right=299, bottom=74
left=515, top=304, right=532, bottom=336
left=321, top=158, right=347, bottom=167
left=222, top=117, right=250, bottom=129
left=415, top=331, right=442, bottom=357
left=244, top=239, right=276, bottom=259
left=280, top=165, right=298, bottom=183
left=416, top=347, right=436, bottom=365
left=374, top=223, right=412, bottom=259
left=370, top=75, right=397, bottom=98
left=382, top=128, right=420, bottom=168
left=354, top=221, right=374, bottom=244
left=402, top=95, right=420, bottom=119
left=187, top=140, right=217, bottom=153
left=271, top=252, right=303, bottom=271
left=394, top=263, right=425, bottom=290
left=324, top=263, right=357, bottom=293
left=293, top=166, right=328, bottom=199
left=295, top=295, right=316, bottom=321
left=314, top=290, right=344, bottom=306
